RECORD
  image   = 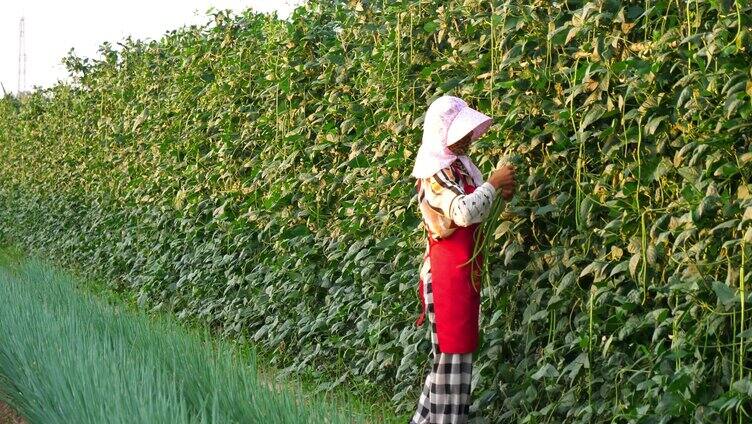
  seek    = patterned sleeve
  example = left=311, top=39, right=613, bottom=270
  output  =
left=423, top=167, right=497, bottom=227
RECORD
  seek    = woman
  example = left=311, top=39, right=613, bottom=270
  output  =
left=409, top=95, right=515, bottom=424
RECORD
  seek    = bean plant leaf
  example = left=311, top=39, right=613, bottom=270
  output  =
left=712, top=281, right=737, bottom=308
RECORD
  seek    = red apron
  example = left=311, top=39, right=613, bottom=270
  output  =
left=416, top=176, right=482, bottom=354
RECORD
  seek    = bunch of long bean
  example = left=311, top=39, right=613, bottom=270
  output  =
left=469, top=196, right=506, bottom=294
left=465, top=156, right=519, bottom=299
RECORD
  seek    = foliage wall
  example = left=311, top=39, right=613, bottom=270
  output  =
left=1, top=0, right=752, bottom=421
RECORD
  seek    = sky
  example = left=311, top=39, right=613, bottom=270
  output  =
left=0, top=0, right=306, bottom=95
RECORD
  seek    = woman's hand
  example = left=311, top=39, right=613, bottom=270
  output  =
left=488, top=165, right=516, bottom=200
left=501, top=183, right=516, bottom=200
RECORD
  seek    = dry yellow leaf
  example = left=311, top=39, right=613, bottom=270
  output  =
left=738, top=185, right=750, bottom=200
left=584, top=78, right=599, bottom=92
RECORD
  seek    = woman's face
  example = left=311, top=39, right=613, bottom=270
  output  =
left=448, top=132, right=473, bottom=156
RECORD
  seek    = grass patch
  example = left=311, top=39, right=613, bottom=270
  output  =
left=0, top=253, right=362, bottom=423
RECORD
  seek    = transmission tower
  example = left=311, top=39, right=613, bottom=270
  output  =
left=17, top=17, right=27, bottom=94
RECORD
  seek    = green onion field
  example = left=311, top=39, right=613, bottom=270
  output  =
left=0, top=250, right=365, bottom=423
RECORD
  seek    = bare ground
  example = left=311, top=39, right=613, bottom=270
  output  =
left=0, top=399, right=26, bottom=424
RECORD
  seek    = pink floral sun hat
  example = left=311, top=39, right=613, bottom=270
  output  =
left=411, top=95, right=492, bottom=184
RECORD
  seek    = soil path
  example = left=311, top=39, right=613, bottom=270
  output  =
left=0, top=398, right=26, bottom=424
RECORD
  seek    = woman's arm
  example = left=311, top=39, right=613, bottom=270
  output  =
left=423, top=167, right=497, bottom=227
left=448, top=182, right=496, bottom=226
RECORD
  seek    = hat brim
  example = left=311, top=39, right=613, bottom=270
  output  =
left=446, top=106, right=492, bottom=146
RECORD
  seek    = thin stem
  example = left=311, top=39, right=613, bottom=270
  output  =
left=396, top=10, right=401, bottom=119
left=686, top=0, right=692, bottom=70
left=490, top=0, right=495, bottom=117
left=588, top=285, right=595, bottom=410
left=741, top=238, right=747, bottom=382
left=644, top=0, right=651, bottom=42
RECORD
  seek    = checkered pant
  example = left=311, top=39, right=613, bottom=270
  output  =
left=410, top=272, right=474, bottom=424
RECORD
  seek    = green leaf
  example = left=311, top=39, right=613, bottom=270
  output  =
left=374, top=236, right=398, bottom=249
left=731, top=378, right=752, bottom=396
left=712, top=280, right=737, bottom=308
left=579, top=261, right=602, bottom=278
left=714, top=163, right=739, bottom=177
left=531, top=363, right=559, bottom=380
left=629, top=253, right=641, bottom=280
left=423, top=20, right=439, bottom=33
left=645, top=115, right=667, bottom=135
left=610, top=260, right=630, bottom=277
left=581, top=104, right=606, bottom=130
left=504, top=242, right=522, bottom=266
